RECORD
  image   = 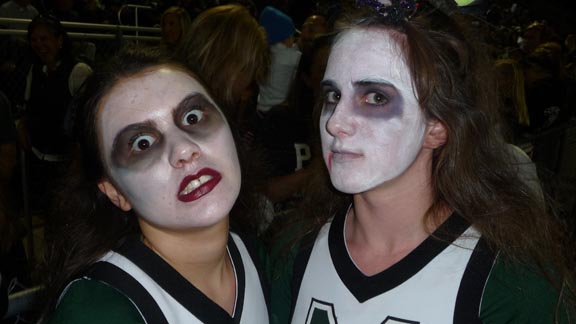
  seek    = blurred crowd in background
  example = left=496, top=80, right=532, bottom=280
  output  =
left=1, top=0, right=575, bottom=321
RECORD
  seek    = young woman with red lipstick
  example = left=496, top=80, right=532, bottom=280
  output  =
left=38, top=47, right=269, bottom=323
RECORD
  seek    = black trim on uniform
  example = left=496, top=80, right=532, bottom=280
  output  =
left=87, top=261, right=169, bottom=324
left=381, top=315, right=420, bottom=324
left=453, top=237, right=496, bottom=323
left=227, top=236, right=247, bottom=324
left=289, top=230, right=319, bottom=322
left=305, top=298, right=338, bottom=324
left=115, top=235, right=245, bottom=324
left=236, top=233, right=271, bottom=318
left=329, top=211, right=470, bottom=302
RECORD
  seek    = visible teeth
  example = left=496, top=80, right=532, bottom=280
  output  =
left=180, top=175, right=213, bottom=195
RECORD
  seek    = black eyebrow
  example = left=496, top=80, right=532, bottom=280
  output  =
left=320, top=79, right=397, bottom=90
left=353, top=79, right=396, bottom=89
left=320, top=79, right=338, bottom=89
left=172, top=93, right=215, bottom=123
left=111, top=120, right=155, bottom=153
left=174, top=93, right=204, bottom=113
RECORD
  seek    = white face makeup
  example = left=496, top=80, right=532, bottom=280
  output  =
left=98, top=66, right=241, bottom=230
left=320, top=28, right=428, bottom=194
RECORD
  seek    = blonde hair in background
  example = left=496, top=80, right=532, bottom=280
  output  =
left=176, top=4, right=270, bottom=113
left=494, top=58, right=530, bottom=127
left=160, top=6, right=191, bottom=47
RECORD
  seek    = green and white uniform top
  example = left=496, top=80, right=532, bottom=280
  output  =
left=271, top=210, right=570, bottom=324
left=50, top=233, right=269, bottom=324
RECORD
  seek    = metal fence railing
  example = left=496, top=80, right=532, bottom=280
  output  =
left=0, top=17, right=161, bottom=42
left=0, top=17, right=161, bottom=108
left=0, top=21, right=161, bottom=320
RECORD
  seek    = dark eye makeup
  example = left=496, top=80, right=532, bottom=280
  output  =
left=109, top=93, right=224, bottom=168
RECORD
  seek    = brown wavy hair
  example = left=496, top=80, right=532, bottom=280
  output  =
left=37, top=46, right=266, bottom=322
left=285, top=2, right=575, bottom=314
left=175, top=4, right=270, bottom=118
left=160, top=6, right=192, bottom=48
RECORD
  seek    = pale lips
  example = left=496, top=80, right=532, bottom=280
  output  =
left=327, top=149, right=362, bottom=171
left=330, top=150, right=363, bottom=163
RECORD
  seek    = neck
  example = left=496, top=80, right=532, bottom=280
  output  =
left=140, top=218, right=236, bottom=315
left=346, top=148, right=449, bottom=275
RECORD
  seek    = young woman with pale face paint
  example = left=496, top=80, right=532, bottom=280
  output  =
left=40, top=48, right=269, bottom=324
left=269, top=3, right=575, bottom=324
left=97, top=66, right=241, bottom=231
left=320, top=28, right=432, bottom=195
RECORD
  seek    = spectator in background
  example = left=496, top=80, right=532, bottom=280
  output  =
left=518, top=21, right=559, bottom=57
left=256, top=6, right=301, bottom=114
left=494, top=58, right=530, bottom=142
left=175, top=4, right=270, bottom=127
left=256, top=33, right=333, bottom=223
left=296, top=13, right=329, bottom=57
left=0, top=0, right=38, bottom=29
left=160, top=6, right=191, bottom=51
left=524, top=41, right=571, bottom=132
left=19, top=15, right=92, bottom=213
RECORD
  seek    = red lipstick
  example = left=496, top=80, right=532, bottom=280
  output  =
left=178, top=168, right=222, bottom=202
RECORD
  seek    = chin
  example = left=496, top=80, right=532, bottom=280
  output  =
left=188, top=215, right=229, bottom=229
left=332, top=181, right=366, bottom=195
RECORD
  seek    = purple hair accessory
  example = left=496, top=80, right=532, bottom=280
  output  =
left=356, top=0, right=418, bottom=24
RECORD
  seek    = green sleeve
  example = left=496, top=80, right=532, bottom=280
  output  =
left=47, top=279, right=146, bottom=324
left=480, top=256, right=574, bottom=324
left=268, top=234, right=300, bottom=324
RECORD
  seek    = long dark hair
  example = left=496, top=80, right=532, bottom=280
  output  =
left=285, top=1, right=575, bottom=311
left=38, top=46, right=265, bottom=321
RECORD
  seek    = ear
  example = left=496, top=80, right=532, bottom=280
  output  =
left=423, top=119, right=447, bottom=149
left=97, top=179, right=132, bottom=212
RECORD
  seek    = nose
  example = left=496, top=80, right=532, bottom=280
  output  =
left=325, top=103, right=355, bottom=138
left=168, top=136, right=201, bottom=168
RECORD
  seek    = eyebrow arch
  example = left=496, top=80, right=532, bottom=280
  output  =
left=174, top=93, right=204, bottom=112
left=320, top=79, right=398, bottom=91
left=353, top=78, right=396, bottom=89
left=112, top=120, right=155, bottom=153
left=172, top=92, right=213, bottom=122
left=320, top=79, right=338, bottom=89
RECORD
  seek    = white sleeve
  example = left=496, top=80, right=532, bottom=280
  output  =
left=68, top=62, right=93, bottom=96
